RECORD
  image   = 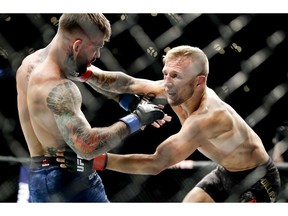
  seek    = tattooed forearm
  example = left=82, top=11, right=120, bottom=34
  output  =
left=87, top=71, right=132, bottom=93
left=87, top=70, right=166, bottom=99
left=67, top=121, right=93, bottom=153
left=90, top=123, right=129, bottom=155
left=62, top=117, right=129, bottom=159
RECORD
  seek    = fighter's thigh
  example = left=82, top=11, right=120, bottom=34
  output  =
left=182, top=187, right=214, bottom=202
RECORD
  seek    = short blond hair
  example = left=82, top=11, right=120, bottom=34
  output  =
left=163, top=45, right=209, bottom=76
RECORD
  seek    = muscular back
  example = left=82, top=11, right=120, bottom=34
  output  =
left=16, top=48, right=73, bottom=157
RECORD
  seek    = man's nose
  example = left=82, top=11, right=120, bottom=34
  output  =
left=164, top=74, right=173, bottom=82
left=164, top=81, right=173, bottom=88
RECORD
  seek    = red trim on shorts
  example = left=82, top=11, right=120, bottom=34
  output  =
left=247, top=199, right=257, bottom=203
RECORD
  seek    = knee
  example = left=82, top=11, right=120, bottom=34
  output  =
left=182, top=187, right=214, bottom=202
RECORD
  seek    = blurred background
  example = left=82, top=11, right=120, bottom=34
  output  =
left=0, top=13, right=287, bottom=202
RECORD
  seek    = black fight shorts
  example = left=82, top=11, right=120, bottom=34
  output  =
left=195, top=157, right=281, bottom=202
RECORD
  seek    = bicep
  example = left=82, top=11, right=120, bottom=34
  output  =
left=129, top=79, right=166, bottom=99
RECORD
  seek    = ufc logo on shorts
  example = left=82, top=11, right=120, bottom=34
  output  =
left=77, top=155, right=85, bottom=172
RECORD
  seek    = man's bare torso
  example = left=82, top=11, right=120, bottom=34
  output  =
left=172, top=87, right=269, bottom=171
left=16, top=48, right=68, bottom=157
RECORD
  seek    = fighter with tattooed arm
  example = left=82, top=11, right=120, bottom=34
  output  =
left=16, top=13, right=169, bottom=202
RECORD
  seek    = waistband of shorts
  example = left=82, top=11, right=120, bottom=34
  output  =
left=223, top=157, right=274, bottom=177
left=263, top=157, right=273, bottom=167
left=30, top=156, right=59, bottom=168
left=262, top=157, right=276, bottom=171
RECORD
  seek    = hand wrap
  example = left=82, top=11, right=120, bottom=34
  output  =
left=92, top=153, right=108, bottom=171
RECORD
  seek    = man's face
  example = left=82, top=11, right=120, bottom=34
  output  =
left=75, top=32, right=105, bottom=74
left=162, top=56, right=196, bottom=106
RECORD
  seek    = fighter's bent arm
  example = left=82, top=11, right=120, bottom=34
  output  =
left=47, top=81, right=130, bottom=159
left=47, top=80, right=164, bottom=160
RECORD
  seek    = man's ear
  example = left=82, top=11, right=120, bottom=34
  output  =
left=72, top=39, right=82, bottom=53
left=195, top=75, right=206, bottom=88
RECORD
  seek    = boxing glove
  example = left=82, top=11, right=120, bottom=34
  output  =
left=120, top=102, right=164, bottom=133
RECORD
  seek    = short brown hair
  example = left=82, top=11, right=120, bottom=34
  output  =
left=59, top=13, right=111, bottom=42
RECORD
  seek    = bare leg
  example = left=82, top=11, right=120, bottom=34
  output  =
left=182, top=187, right=214, bottom=202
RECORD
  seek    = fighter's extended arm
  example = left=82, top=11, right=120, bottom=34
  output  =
left=105, top=115, right=204, bottom=175
left=72, top=65, right=166, bottom=101
left=58, top=119, right=198, bottom=174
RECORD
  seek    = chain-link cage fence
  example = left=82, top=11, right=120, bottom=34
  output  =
left=0, top=13, right=287, bottom=202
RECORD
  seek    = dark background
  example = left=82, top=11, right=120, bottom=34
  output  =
left=0, top=13, right=287, bottom=202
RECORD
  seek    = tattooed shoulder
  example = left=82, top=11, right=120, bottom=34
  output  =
left=46, top=81, right=82, bottom=115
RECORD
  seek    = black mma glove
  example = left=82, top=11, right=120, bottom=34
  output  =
left=119, top=93, right=152, bottom=113
left=61, top=146, right=107, bottom=173
left=120, top=102, right=165, bottom=133
left=119, top=93, right=142, bottom=112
